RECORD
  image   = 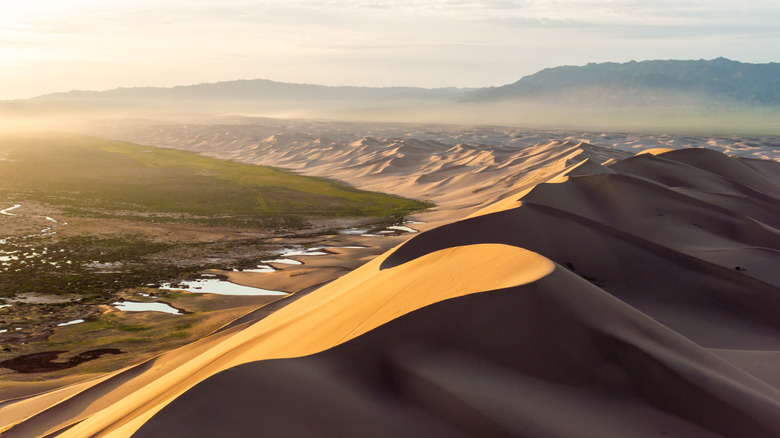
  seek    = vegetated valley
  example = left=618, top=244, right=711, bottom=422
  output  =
left=0, top=133, right=428, bottom=384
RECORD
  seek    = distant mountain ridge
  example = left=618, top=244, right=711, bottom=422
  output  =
left=35, top=79, right=472, bottom=102
left=12, top=58, right=780, bottom=134
left=467, top=58, right=780, bottom=105
left=31, top=58, right=780, bottom=106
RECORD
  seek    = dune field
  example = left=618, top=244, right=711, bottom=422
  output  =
left=2, top=120, right=780, bottom=437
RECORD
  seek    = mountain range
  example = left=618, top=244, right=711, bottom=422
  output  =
left=34, top=79, right=469, bottom=103
left=31, top=58, right=780, bottom=106
left=468, top=57, right=780, bottom=105
left=6, top=58, right=779, bottom=135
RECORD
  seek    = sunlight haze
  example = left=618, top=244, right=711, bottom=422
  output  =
left=1, top=0, right=779, bottom=99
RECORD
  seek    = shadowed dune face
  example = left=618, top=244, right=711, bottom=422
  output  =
left=137, top=269, right=780, bottom=438
left=133, top=148, right=780, bottom=438
left=384, top=149, right=780, bottom=348
left=4, top=140, right=780, bottom=438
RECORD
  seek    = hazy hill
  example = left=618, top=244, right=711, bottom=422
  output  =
left=32, top=58, right=779, bottom=106
left=467, top=58, right=780, bottom=105
left=6, top=58, right=780, bottom=134
left=33, top=79, right=471, bottom=103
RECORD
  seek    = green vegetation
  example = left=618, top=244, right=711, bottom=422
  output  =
left=0, top=133, right=429, bottom=381
left=0, top=291, right=280, bottom=378
left=0, top=133, right=428, bottom=225
left=0, top=133, right=430, bottom=301
left=0, top=235, right=209, bottom=299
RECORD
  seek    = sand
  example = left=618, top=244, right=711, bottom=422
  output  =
left=3, top=125, right=780, bottom=437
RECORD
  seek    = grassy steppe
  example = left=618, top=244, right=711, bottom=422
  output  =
left=0, top=133, right=428, bottom=225
left=0, top=133, right=428, bottom=382
left=0, top=133, right=429, bottom=301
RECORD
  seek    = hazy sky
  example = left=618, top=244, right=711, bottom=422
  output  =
left=1, top=0, right=778, bottom=99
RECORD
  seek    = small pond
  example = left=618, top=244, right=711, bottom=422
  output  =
left=159, top=278, right=287, bottom=296
left=112, top=301, right=183, bottom=314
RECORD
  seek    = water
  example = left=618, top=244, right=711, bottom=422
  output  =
left=387, top=225, right=419, bottom=233
left=345, top=222, right=422, bottom=238
left=339, top=228, right=369, bottom=235
left=239, top=245, right=355, bottom=272
left=275, top=247, right=329, bottom=256
left=159, top=278, right=287, bottom=296
left=57, top=319, right=85, bottom=327
left=112, top=301, right=183, bottom=314
left=261, top=258, right=303, bottom=265
left=0, top=204, right=21, bottom=216
left=241, top=264, right=276, bottom=273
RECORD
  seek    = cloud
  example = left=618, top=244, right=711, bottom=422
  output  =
left=481, top=0, right=780, bottom=39
left=0, top=39, right=40, bottom=49
left=485, top=16, right=583, bottom=28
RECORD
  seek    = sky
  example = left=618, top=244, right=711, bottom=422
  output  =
left=1, top=0, right=779, bottom=100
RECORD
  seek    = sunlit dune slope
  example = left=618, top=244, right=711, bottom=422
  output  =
left=138, top=268, right=780, bottom=438
left=2, top=245, right=554, bottom=437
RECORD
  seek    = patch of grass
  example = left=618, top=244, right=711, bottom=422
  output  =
left=0, top=235, right=214, bottom=299
left=1, top=307, right=253, bottom=378
left=0, top=134, right=429, bottom=225
left=117, top=324, right=150, bottom=332
left=0, top=133, right=431, bottom=300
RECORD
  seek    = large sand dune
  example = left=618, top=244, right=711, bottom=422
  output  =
left=2, top=129, right=780, bottom=437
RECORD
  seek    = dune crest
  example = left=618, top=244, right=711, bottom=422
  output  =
left=637, top=147, right=675, bottom=156
left=137, top=268, right=780, bottom=438
left=2, top=245, right=554, bottom=436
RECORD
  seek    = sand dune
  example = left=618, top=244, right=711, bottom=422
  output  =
left=385, top=149, right=780, bottom=349
left=89, top=121, right=640, bottom=222
left=3, top=128, right=780, bottom=437
left=137, top=268, right=780, bottom=438
left=2, top=245, right=554, bottom=436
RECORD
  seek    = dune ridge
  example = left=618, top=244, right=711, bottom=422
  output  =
left=93, top=121, right=639, bottom=224
left=136, top=268, right=780, bottom=438
left=384, top=149, right=780, bottom=347
left=1, top=245, right=554, bottom=437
